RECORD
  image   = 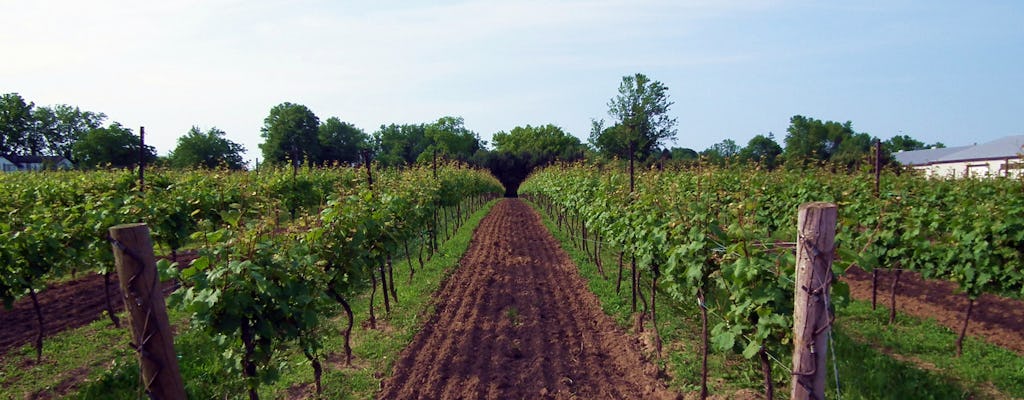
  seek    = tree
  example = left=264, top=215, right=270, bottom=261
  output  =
left=417, top=116, right=482, bottom=163
left=884, top=134, right=944, bottom=154
left=259, top=102, right=320, bottom=166
left=373, top=123, right=429, bottom=167
left=831, top=132, right=875, bottom=170
left=739, top=133, right=783, bottom=169
left=32, top=105, right=106, bottom=160
left=668, top=147, right=699, bottom=161
left=492, top=124, right=585, bottom=162
left=318, top=117, right=369, bottom=166
left=73, top=122, right=156, bottom=168
left=168, top=126, right=246, bottom=169
left=591, top=73, right=677, bottom=161
left=701, top=139, right=740, bottom=166
left=0, top=93, right=35, bottom=155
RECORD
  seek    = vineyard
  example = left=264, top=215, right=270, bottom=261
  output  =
left=2, top=161, right=1024, bottom=399
left=0, top=163, right=503, bottom=398
left=519, top=163, right=1024, bottom=399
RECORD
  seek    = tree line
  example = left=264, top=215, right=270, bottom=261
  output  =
left=3, top=76, right=941, bottom=179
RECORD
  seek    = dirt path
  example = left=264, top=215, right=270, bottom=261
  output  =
left=0, top=253, right=190, bottom=357
left=843, top=267, right=1024, bottom=354
left=379, top=199, right=677, bottom=400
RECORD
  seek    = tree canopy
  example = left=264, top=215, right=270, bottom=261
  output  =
left=318, top=117, right=369, bottom=166
left=373, top=123, right=429, bottom=167
left=259, top=102, right=320, bottom=166
left=491, top=124, right=584, bottom=162
left=590, top=73, right=677, bottom=161
left=738, top=133, right=783, bottom=169
left=32, top=104, right=106, bottom=160
left=168, top=126, right=246, bottom=169
left=416, top=116, right=482, bottom=163
left=0, top=93, right=35, bottom=155
left=72, top=122, right=156, bottom=168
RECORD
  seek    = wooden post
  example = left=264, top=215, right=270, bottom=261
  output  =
left=791, top=202, right=837, bottom=400
left=109, top=223, right=186, bottom=400
left=874, top=139, right=881, bottom=197
left=139, top=127, right=146, bottom=192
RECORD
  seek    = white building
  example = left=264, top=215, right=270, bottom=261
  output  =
left=0, top=155, right=74, bottom=172
left=894, top=135, right=1024, bottom=178
left=0, top=156, right=17, bottom=172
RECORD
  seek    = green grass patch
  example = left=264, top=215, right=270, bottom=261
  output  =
left=68, top=199, right=497, bottom=399
left=525, top=200, right=1023, bottom=400
left=1, top=200, right=496, bottom=399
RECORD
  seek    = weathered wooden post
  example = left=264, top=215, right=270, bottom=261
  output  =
left=791, top=202, right=837, bottom=400
left=109, top=223, right=186, bottom=400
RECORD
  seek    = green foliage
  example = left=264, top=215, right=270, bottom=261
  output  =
left=372, top=123, right=429, bottom=167
left=417, top=116, right=482, bottom=163
left=318, top=117, right=368, bottom=166
left=259, top=102, right=320, bottom=166
left=31, top=104, right=106, bottom=160
left=72, top=122, right=156, bottom=169
left=168, top=126, right=246, bottom=170
left=521, top=162, right=1024, bottom=390
left=491, top=124, right=584, bottom=160
left=591, top=73, right=677, bottom=161
left=0, top=93, right=36, bottom=155
left=738, top=133, right=783, bottom=169
left=701, top=139, right=740, bottom=165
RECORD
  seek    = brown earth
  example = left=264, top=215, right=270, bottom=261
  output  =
left=0, top=253, right=191, bottom=357
left=842, top=267, right=1024, bottom=354
left=379, top=199, right=679, bottom=400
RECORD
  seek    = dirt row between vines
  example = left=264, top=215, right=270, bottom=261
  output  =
left=379, top=199, right=677, bottom=399
left=843, top=267, right=1024, bottom=354
left=0, top=253, right=193, bottom=356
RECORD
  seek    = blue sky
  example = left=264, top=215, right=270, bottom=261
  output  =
left=3, top=0, right=1022, bottom=163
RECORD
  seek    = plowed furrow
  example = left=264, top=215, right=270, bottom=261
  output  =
left=379, top=199, right=677, bottom=399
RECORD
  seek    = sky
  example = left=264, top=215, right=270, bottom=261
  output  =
left=3, top=0, right=1022, bottom=164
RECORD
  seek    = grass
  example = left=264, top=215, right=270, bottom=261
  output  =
left=526, top=199, right=1024, bottom=400
left=1, top=199, right=497, bottom=399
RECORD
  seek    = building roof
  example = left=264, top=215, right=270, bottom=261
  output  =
left=2, top=155, right=71, bottom=164
left=894, top=135, right=1024, bottom=166
left=893, top=146, right=971, bottom=166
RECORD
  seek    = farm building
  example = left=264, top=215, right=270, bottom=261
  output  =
left=0, top=155, right=74, bottom=172
left=0, top=156, right=17, bottom=172
left=893, top=135, right=1024, bottom=178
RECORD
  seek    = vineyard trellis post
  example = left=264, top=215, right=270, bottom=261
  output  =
left=139, top=126, right=145, bottom=192
left=791, top=202, right=837, bottom=400
left=109, top=223, right=186, bottom=400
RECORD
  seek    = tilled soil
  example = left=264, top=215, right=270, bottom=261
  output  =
left=379, top=199, right=678, bottom=400
left=0, top=254, right=189, bottom=357
left=843, top=267, right=1024, bottom=354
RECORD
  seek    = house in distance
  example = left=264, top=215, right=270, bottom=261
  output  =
left=894, top=135, right=1024, bottom=178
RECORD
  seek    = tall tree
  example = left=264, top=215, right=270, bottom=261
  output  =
left=373, top=123, right=429, bottom=167
left=32, top=105, right=106, bottom=159
left=884, top=134, right=944, bottom=153
left=492, top=124, right=585, bottom=162
left=417, top=116, right=481, bottom=163
left=73, top=122, right=156, bottom=168
left=259, top=102, right=320, bottom=166
left=701, top=139, right=740, bottom=166
left=782, top=115, right=851, bottom=164
left=668, top=147, right=699, bottom=161
left=0, top=93, right=35, bottom=155
left=318, top=117, right=369, bottom=166
left=591, top=73, right=677, bottom=161
left=169, top=126, right=246, bottom=169
left=739, top=133, right=783, bottom=169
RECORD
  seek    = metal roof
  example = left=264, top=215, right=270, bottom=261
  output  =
left=894, top=135, right=1024, bottom=166
left=893, top=146, right=971, bottom=165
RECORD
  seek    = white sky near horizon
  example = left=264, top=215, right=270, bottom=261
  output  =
left=2, top=0, right=1022, bottom=164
